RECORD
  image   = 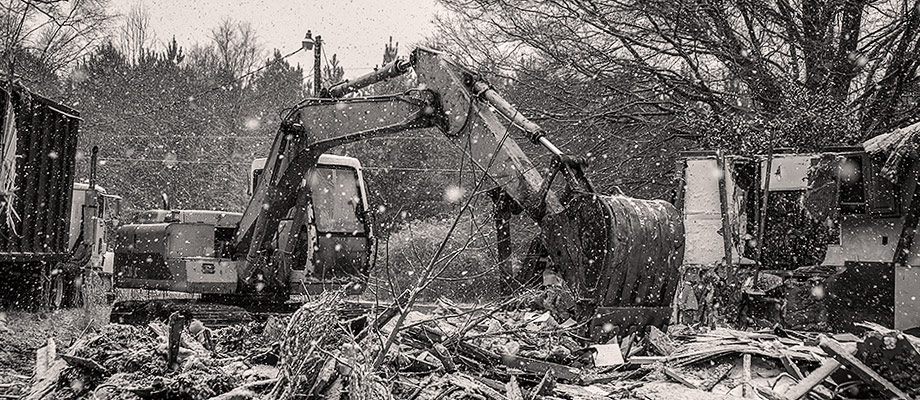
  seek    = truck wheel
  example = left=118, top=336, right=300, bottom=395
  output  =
left=73, top=273, right=85, bottom=308
left=102, top=274, right=116, bottom=304
left=50, top=272, right=65, bottom=309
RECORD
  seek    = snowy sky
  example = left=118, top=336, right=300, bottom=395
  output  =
left=108, top=0, right=443, bottom=75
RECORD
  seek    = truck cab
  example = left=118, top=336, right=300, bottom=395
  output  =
left=70, top=183, right=122, bottom=274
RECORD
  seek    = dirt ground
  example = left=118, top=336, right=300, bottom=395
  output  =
left=0, top=304, right=110, bottom=396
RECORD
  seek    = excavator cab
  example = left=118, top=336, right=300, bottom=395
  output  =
left=250, top=155, right=373, bottom=295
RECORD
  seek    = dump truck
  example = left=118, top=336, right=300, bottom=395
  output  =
left=0, top=84, right=81, bottom=309
left=110, top=48, right=685, bottom=340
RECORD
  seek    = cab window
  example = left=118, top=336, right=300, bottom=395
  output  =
left=311, top=167, right=364, bottom=233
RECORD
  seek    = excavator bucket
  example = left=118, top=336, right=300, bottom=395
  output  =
left=541, top=193, right=684, bottom=341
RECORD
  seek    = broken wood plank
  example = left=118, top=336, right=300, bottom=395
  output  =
left=34, top=338, right=55, bottom=377
left=430, top=343, right=457, bottom=373
left=167, top=311, right=186, bottom=370
left=498, top=354, right=581, bottom=381
left=742, top=354, right=755, bottom=399
left=780, top=353, right=804, bottom=380
left=505, top=377, right=524, bottom=400
left=783, top=357, right=844, bottom=400
left=27, top=339, right=64, bottom=400
left=27, top=361, right=65, bottom=400
left=662, top=367, right=699, bottom=390
left=649, top=325, right=676, bottom=356
left=628, top=356, right=665, bottom=365
left=620, top=332, right=636, bottom=359
left=819, top=336, right=910, bottom=399
left=455, top=338, right=499, bottom=367
left=59, top=354, right=108, bottom=375
left=472, top=376, right=506, bottom=394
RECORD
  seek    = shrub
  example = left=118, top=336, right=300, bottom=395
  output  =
left=371, top=216, right=508, bottom=303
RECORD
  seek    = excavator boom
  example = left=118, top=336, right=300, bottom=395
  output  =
left=234, top=49, right=565, bottom=292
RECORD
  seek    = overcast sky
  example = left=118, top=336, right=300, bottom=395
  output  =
left=108, top=0, right=442, bottom=75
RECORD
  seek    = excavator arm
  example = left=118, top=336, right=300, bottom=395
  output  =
left=233, top=48, right=684, bottom=340
left=234, top=48, right=567, bottom=293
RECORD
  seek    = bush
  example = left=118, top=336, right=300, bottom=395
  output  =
left=371, top=216, right=508, bottom=303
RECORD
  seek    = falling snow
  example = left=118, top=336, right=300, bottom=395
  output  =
left=1, top=1, right=919, bottom=399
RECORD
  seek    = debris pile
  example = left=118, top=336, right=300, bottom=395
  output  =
left=22, top=293, right=920, bottom=399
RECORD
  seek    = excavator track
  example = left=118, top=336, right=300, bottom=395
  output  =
left=111, top=299, right=255, bottom=328
left=110, top=298, right=371, bottom=329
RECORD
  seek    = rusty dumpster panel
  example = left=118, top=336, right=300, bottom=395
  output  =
left=0, top=86, right=80, bottom=262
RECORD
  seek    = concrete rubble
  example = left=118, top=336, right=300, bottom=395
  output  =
left=20, top=292, right=920, bottom=400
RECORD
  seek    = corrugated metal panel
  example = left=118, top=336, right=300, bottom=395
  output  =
left=0, top=86, right=79, bottom=261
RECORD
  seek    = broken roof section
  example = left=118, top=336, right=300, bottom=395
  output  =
left=863, top=120, right=920, bottom=184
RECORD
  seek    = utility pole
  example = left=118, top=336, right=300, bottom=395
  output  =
left=302, top=30, right=323, bottom=96
left=314, top=35, right=322, bottom=96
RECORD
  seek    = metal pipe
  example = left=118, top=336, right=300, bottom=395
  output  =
left=471, top=81, right=563, bottom=157
left=89, top=145, right=98, bottom=190
left=326, top=58, right=413, bottom=98
left=537, top=137, right=564, bottom=156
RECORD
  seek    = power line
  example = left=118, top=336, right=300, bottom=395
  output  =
left=93, top=135, right=441, bottom=141
left=100, top=157, right=242, bottom=166
left=97, top=157, right=463, bottom=173
left=364, top=167, right=461, bottom=173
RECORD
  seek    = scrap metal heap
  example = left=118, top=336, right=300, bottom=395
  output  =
left=17, top=291, right=920, bottom=400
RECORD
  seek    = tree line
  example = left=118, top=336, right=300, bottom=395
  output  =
left=1, top=3, right=431, bottom=220
left=5, top=0, right=918, bottom=223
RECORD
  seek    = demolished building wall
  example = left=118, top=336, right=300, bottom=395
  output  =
left=677, top=132, right=920, bottom=332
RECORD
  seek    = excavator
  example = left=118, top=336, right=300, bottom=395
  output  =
left=110, top=47, right=685, bottom=340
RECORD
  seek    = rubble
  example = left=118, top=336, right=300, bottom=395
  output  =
left=21, top=292, right=920, bottom=400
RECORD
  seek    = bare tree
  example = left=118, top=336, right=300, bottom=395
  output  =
left=438, top=0, right=920, bottom=141
left=209, top=18, right=260, bottom=80
left=428, top=13, right=690, bottom=198
left=1, top=0, right=113, bottom=79
left=118, top=2, right=154, bottom=65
